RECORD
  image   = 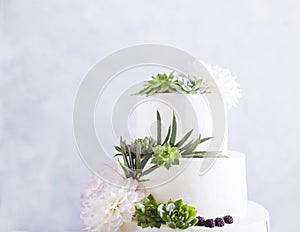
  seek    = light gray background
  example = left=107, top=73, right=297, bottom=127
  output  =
left=0, top=0, right=299, bottom=231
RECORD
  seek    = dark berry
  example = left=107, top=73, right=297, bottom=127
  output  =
left=223, top=215, right=234, bottom=224
left=196, top=216, right=205, bottom=226
left=215, top=217, right=225, bottom=227
left=204, top=219, right=215, bottom=228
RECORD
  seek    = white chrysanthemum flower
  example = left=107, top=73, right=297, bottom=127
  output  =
left=187, top=60, right=241, bottom=109
left=202, top=62, right=241, bottom=109
left=80, top=168, right=145, bottom=232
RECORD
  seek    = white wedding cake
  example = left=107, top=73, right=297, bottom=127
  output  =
left=120, top=66, right=269, bottom=231
left=79, top=58, right=269, bottom=232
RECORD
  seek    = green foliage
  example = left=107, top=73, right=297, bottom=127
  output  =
left=135, top=73, right=179, bottom=96
left=114, top=110, right=214, bottom=181
left=157, top=199, right=198, bottom=230
left=135, top=195, right=198, bottom=230
left=152, top=143, right=181, bottom=170
left=177, top=75, right=209, bottom=94
left=134, top=72, right=210, bottom=96
left=130, top=136, right=156, bottom=154
left=156, top=110, right=213, bottom=158
left=134, top=194, right=165, bottom=229
left=114, top=137, right=159, bottom=180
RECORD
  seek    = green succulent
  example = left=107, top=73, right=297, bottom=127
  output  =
left=134, top=72, right=210, bottom=96
left=134, top=194, right=165, bottom=229
left=114, top=137, right=159, bottom=180
left=134, top=73, right=179, bottom=96
left=135, top=195, right=198, bottom=230
left=114, top=110, right=215, bottom=181
left=152, top=143, right=181, bottom=170
left=157, top=199, right=198, bottom=230
left=155, top=110, right=213, bottom=158
left=130, top=136, right=156, bottom=154
left=177, top=75, right=209, bottom=94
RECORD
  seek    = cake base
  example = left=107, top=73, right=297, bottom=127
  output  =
left=121, top=201, right=269, bottom=232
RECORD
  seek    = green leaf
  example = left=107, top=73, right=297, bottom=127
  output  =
left=199, top=136, right=213, bottom=144
left=175, top=129, right=193, bottom=148
left=156, top=110, right=162, bottom=145
left=147, top=88, right=159, bottom=96
left=179, top=139, right=194, bottom=152
left=121, top=151, right=130, bottom=169
left=114, top=145, right=122, bottom=152
left=181, top=137, right=202, bottom=155
left=127, top=145, right=134, bottom=169
left=136, top=144, right=142, bottom=170
left=162, top=126, right=171, bottom=145
left=114, top=153, right=123, bottom=157
left=140, top=165, right=159, bottom=177
left=118, top=160, right=132, bottom=178
left=120, top=137, right=127, bottom=153
left=141, top=153, right=153, bottom=169
left=169, top=113, right=177, bottom=146
left=182, top=151, right=227, bottom=158
left=135, top=87, right=148, bottom=95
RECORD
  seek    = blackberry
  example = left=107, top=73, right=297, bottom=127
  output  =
left=196, top=216, right=205, bottom=226
left=204, top=219, right=215, bottom=228
left=223, top=215, right=234, bottom=224
left=215, top=217, right=225, bottom=227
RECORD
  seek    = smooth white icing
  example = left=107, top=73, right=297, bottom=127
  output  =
left=142, top=151, right=248, bottom=220
left=121, top=201, right=269, bottom=232
left=132, top=93, right=228, bottom=152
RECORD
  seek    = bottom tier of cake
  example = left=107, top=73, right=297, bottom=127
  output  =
left=121, top=201, right=269, bottom=232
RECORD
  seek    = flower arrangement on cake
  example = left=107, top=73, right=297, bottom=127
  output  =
left=134, top=61, right=241, bottom=109
left=134, top=72, right=210, bottom=96
left=114, top=110, right=219, bottom=181
left=80, top=63, right=243, bottom=232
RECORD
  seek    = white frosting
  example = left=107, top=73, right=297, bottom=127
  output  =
left=143, top=151, right=248, bottom=219
left=121, top=201, right=269, bottom=232
left=132, top=93, right=228, bottom=152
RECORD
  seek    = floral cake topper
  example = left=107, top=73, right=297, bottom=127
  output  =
left=135, top=61, right=241, bottom=109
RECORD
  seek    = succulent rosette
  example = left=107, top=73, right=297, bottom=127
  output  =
left=157, top=199, right=198, bottom=229
left=134, top=72, right=210, bottom=96
left=151, top=143, right=181, bottom=170
left=130, top=136, right=156, bottom=155
left=134, top=194, right=164, bottom=229
left=80, top=167, right=145, bottom=232
left=115, top=111, right=213, bottom=181
left=135, top=73, right=178, bottom=96
left=175, top=73, right=209, bottom=94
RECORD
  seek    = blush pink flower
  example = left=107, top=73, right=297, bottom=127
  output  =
left=80, top=168, right=145, bottom=232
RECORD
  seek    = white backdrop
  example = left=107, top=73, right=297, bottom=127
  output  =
left=1, top=0, right=299, bottom=231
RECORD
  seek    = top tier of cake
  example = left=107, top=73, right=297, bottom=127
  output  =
left=132, top=93, right=228, bottom=152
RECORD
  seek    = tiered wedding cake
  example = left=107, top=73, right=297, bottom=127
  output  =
left=120, top=68, right=269, bottom=232
left=79, top=59, right=269, bottom=232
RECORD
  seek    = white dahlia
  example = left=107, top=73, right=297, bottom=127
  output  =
left=201, top=61, right=241, bottom=109
left=188, top=60, right=241, bottom=109
left=80, top=169, right=145, bottom=232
